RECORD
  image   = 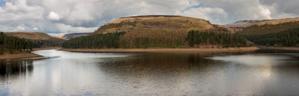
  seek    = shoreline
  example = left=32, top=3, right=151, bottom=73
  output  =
left=0, top=47, right=61, bottom=60
left=1, top=47, right=298, bottom=60
left=33, top=47, right=61, bottom=51
left=61, top=47, right=259, bottom=53
left=0, top=52, right=45, bottom=60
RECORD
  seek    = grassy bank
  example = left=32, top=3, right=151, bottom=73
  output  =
left=61, top=47, right=259, bottom=53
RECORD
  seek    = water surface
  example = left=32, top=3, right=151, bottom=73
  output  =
left=0, top=50, right=299, bottom=96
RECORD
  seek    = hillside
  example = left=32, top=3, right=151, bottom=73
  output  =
left=226, top=17, right=299, bottom=28
left=5, top=32, right=64, bottom=47
left=237, top=21, right=299, bottom=36
left=63, top=15, right=250, bottom=49
left=246, top=28, right=299, bottom=46
left=0, top=32, right=33, bottom=54
left=95, top=15, right=222, bottom=34
left=5, top=32, right=63, bottom=41
left=230, top=18, right=299, bottom=47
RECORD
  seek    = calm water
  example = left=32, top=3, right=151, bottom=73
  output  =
left=0, top=50, right=299, bottom=96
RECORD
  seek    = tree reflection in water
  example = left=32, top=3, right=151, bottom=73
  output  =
left=0, top=60, right=33, bottom=79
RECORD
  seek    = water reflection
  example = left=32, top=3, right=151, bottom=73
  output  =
left=0, top=50, right=299, bottom=96
left=0, top=60, right=33, bottom=79
left=97, top=53, right=221, bottom=96
left=208, top=53, right=299, bottom=96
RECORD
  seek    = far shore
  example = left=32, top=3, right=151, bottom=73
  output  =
left=1, top=47, right=298, bottom=60
left=61, top=47, right=259, bottom=53
left=259, top=47, right=299, bottom=52
left=33, top=47, right=61, bottom=51
left=0, top=53, right=45, bottom=60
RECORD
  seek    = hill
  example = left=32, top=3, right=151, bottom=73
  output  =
left=5, top=32, right=64, bottom=47
left=226, top=17, right=299, bottom=28
left=245, top=28, right=299, bottom=46
left=237, top=21, right=299, bottom=36
left=5, top=32, right=62, bottom=41
left=95, top=15, right=220, bottom=34
left=229, top=18, right=299, bottom=47
left=63, top=15, right=250, bottom=49
left=0, top=32, right=33, bottom=54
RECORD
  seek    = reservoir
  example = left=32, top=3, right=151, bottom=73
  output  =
left=0, top=50, right=299, bottom=96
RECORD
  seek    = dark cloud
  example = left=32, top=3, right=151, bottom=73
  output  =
left=260, top=0, right=299, bottom=17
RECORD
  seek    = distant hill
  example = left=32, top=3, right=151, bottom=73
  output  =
left=226, top=17, right=299, bottom=28
left=5, top=32, right=63, bottom=41
left=5, top=32, right=64, bottom=47
left=236, top=21, right=299, bottom=36
left=244, top=28, right=299, bottom=47
left=63, top=33, right=91, bottom=40
left=227, top=18, right=299, bottom=47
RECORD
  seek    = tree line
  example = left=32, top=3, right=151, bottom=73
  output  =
left=31, top=40, right=63, bottom=48
left=0, top=32, right=34, bottom=54
left=186, top=30, right=250, bottom=48
left=62, top=30, right=251, bottom=49
left=62, top=32, right=124, bottom=48
left=238, top=21, right=299, bottom=36
left=246, top=28, right=299, bottom=47
left=119, top=29, right=187, bottom=48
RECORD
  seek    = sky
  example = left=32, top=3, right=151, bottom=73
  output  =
left=0, top=0, right=298, bottom=34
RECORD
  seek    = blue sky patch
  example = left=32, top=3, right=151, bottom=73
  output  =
left=0, top=0, right=5, bottom=7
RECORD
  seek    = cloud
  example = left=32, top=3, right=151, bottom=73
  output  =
left=48, top=11, right=61, bottom=21
left=0, top=0, right=299, bottom=34
left=178, top=7, right=228, bottom=24
left=55, top=23, right=97, bottom=33
left=260, top=0, right=299, bottom=18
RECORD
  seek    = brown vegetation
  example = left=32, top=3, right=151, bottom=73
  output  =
left=226, top=17, right=299, bottom=28
left=237, top=21, right=299, bottom=36
left=95, top=15, right=222, bottom=34
left=5, top=32, right=62, bottom=41
left=0, top=53, right=44, bottom=60
left=82, top=15, right=234, bottom=48
left=5, top=32, right=64, bottom=47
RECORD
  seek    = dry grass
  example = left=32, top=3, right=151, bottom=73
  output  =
left=0, top=53, right=44, bottom=60
left=5, top=32, right=63, bottom=41
left=92, top=15, right=231, bottom=48
left=95, top=15, right=218, bottom=34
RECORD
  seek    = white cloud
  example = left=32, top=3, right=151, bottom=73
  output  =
left=48, top=11, right=61, bottom=21
left=33, top=27, right=39, bottom=31
left=0, top=0, right=44, bottom=21
left=16, top=25, right=25, bottom=31
left=55, top=23, right=97, bottom=33
left=0, top=0, right=299, bottom=33
left=257, top=5, right=272, bottom=19
left=178, top=7, right=228, bottom=24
